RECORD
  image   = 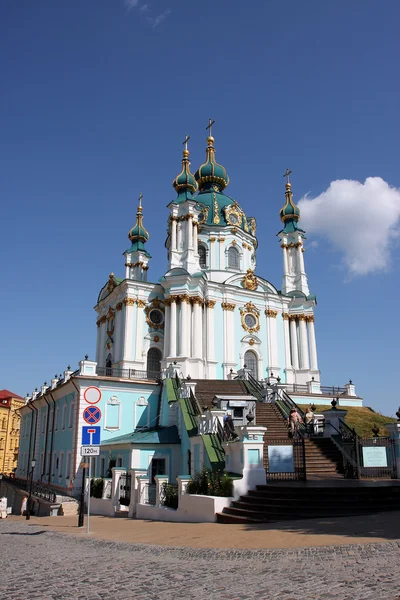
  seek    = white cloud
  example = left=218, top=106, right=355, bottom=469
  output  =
left=124, top=0, right=139, bottom=9
left=298, top=177, right=400, bottom=277
left=150, top=8, right=171, bottom=28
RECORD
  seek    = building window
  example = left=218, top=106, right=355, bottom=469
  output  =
left=227, top=246, right=240, bottom=269
left=105, top=396, right=121, bottom=430
left=66, top=452, right=71, bottom=480
left=244, top=350, right=258, bottom=380
left=55, top=406, right=60, bottom=431
left=198, top=245, right=207, bottom=269
left=146, top=347, right=162, bottom=379
left=62, top=404, right=67, bottom=430
left=116, top=456, right=123, bottom=467
left=69, top=402, right=75, bottom=428
left=59, top=452, right=64, bottom=478
left=106, top=353, right=113, bottom=376
left=150, top=458, right=166, bottom=483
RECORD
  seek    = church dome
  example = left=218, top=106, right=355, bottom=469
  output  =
left=172, top=145, right=198, bottom=197
left=279, top=177, right=303, bottom=234
left=127, top=194, right=150, bottom=250
left=194, top=136, right=229, bottom=192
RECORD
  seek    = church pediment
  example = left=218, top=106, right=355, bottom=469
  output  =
left=223, top=272, right=278, bottom=294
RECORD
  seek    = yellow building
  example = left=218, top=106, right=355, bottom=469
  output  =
left=0, top=390, right=24, bottom=475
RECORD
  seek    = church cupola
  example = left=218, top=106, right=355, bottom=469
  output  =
left=172, top=135, right=198, bottom=200
left=194, top=119, right=229, bottom=192
left=124, top=193, right=151, bottom=281
left=279, top=169, right=303, bottom=234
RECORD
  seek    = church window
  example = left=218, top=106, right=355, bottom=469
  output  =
left=228, top=246, right=240, bottom=270
left=105, top=353, right=113, bottom=376
left=244, top=314, right=257, bottom=329
left=105, top=396, right=121, bottom=430
left=148, top=309, right=164, bottom=326
left=244, top=350, right=258, bottom=380
left=147, top=347, right=162, bottom=378
left=198, top=245, right=207, bottom=269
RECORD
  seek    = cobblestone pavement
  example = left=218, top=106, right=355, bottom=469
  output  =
left=1, top=520, right=400, bottom=600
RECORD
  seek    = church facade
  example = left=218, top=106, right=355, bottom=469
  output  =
left=97, top=128, right=318, bottom=385
left=15, top=125, right=361, bottom=495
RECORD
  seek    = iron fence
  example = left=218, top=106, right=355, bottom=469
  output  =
left=358, top=437, right=397, bottom=479
left=96, top=367, right=160, bottom=380
left=118, top=473, right=131, bottom=505
left=2, top=474, right=57, bottom=503
left=265, top=438, right=306, bottom=481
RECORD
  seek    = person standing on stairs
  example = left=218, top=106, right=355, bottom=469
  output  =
left=288, top=409, right=302, bottom=436
left=304, top=407, right=315, bottom=436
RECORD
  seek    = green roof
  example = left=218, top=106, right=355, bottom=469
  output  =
left=203, top=433, right=225, bottom=472
left=179, top=396, right=198, bottom=437
left=101, top=426, right=180, bottom=446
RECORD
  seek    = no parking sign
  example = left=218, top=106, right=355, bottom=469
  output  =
left=83, top=405, right=102, bottom=424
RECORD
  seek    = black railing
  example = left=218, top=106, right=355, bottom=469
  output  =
left=2, top=474, right=57, bottom=503
left=119, top=473, right=131, bottom=504
left=97, top=367, right=160, bottom=380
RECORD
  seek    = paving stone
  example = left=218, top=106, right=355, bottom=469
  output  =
left=0, top=520, right=399, bottom=599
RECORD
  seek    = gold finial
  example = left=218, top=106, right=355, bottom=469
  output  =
left=283, top=168, right=292, bottom=185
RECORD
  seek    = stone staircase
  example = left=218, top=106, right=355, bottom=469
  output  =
left=255, top=402, right=345, bottom=478
left=192, top=379, right=249, bottom=409
left=217, top=482, right=400, bottom=523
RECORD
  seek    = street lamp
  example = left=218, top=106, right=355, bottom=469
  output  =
left=26, top=458, right=36, bottom=521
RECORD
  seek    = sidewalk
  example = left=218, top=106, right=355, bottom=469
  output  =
left=7, top=511, right=400, bottom=550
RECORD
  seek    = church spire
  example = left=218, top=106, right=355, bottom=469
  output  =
left=125, top=193, right=151, bottom=281
left=279, top=169, right=303, bottom=234
left=172, top=134, right=198, bottom=199
left=195, top=119, right=229, bottom=192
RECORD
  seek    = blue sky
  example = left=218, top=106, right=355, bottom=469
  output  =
left=1, top=1, right=400, bottom=417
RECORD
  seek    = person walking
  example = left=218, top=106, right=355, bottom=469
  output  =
left=304, top=407, right=315, bottom=435
left=288, top=409, right=302, bottom=436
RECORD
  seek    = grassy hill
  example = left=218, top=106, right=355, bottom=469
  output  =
left=298, top=404, right=398, bottom=438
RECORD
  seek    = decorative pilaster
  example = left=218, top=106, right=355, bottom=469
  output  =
left=134, top=300, right=146, bottom=362
left=306, top=315, right=318, bottom=371
left=265, top=309, right=279, bottom=374
left=222, top=302, right=236, bottom=376
left=205, top=300, right=216, bottom=367
left=169, top=298, right=177, bottom=357
left=191, top=298, right=203, bottom=358
left=289, top=316, right=299, bottom=370
left=298, top=314, right=310, bottom=370
left=163, top=301, right=171, bottom=359
left=178, top=295, right=191, bottom=357
left=282, top=312, right=292, bottom=370
left=171, top=217, right=177, bottom=252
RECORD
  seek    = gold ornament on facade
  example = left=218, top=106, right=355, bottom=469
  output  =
left=218, top=237, right=226, bottom=243
left=239, top=302, right=260, bottom=334
left=100, top=315, right=107, bottom=323
left=305, top=315, right=315, bottom=322
left=154, top=335, right=160, bottom=343
left=249, top=338, right=255, bottom=346
left=241, top=268, right=258, bottom=291
left=190, top=296, right=203, bottom=306
left=210, top=237, right=216, bottom=243
left=297, top=314, right=306, bottom=321
left=116, top=302, right=123, bottom=311
left=282, top=312, right=290, bottom=320
left=106, top=307, right=115, bottom=337
left=213, top=194, right=220, bottom=224
left=224, top=203, right=243, bottom=228
left=107, top=273, right=116, bottom=293
left=265, top=309, right=278, bottom=319
left=248, top=217, right=257, bottom=236
left=123, top=298, right=136, bottom=307
left=205, top=299, right=216, bottom=308
left=221, top=302, right=236, bottom=311
left=137, top=299, right=146, bottom=308
left=232, top=240, right=237, bottom=246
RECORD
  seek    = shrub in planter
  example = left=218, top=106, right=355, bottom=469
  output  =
left=161, top=483, right=179, bottom=509
left=186, top=468, right=232, bottom=497
left=90, top=478, right=104, bottom=499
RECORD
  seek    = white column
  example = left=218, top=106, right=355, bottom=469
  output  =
left=193, top=223, right=198, bottom=255
left=289, top=317, right=299, bottom=370
left=206, top=301, right=215, bottom=362
left=192, top=300, right=203, bottom=358
left=123, top=300, right=135, bottom=362
left=223, top=304, right=235, bottom=375
left=297, top=243, right=305, bottom=273
left=115, top=307, right=123, bottom=362
left=135, top=301, right=145, bottom=362
left=169, top=299, right=177, bottom=357
left=95, top=320, right=101, bottom=363
left=308, top=317, right=318, bottom=371
left=164, top=303, right=170, bottom=359
left=298, top=316, right=310, bottom=370
left=177, top=221, right=183, bottom=250
left=283, top=314, right=292, bottom=368
left=179, top=297, right=190, bottom=357
left=125, top=258, right=131, bottom=279
left=282, top=244, right=289, bottom=275
left=171, top=218, right=177, bottom=251
left=266, top=310, right=278, bottom=368
left=219, top=239, right=225, bottom=269
left=187, top=216, right=193, bottom=250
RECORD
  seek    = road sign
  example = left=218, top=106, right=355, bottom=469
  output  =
left=84, top=386, right=102, bottom=404
left=83, top=406, right=102, bottom=425
left=82, top=426, right=101, bottom=445
left=81, top=446, right=100, bottom=456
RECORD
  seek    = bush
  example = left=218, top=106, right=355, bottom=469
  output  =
left=186, top=468, right=233, bottom=497
left=90, top=478, right=104, bottom=499
left=162, top=483, right=179, bottom=509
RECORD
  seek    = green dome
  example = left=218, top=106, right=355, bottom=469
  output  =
left=280, top=182, right=301, bottom=232
left=172, top=149, right=198, bottom=200
left=196, top=190, right=256, bottom=239
left=127, top=197, right=150, bottom=253
left=194, top=136, right=229, bottom=192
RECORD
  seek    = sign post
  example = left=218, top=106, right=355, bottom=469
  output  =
left=78, top=465, right=86, bottom=528
left=87, top=456, right=91, bottom=534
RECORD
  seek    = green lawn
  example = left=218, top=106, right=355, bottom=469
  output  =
left=298, top=404, right=398, bottom=438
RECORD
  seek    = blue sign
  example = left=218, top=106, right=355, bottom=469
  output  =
left=82, top=426, right=101, bottom=445
left=83, top=405, right=102, bottom=425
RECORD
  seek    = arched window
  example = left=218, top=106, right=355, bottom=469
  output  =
left=228, top=246, right=240, bottom=269
left=244, top=350, right=258, bottom=380
left=106, top=353, right=112, bottom=376
left=198, top=245, right=207, bottom=269
left=147, top=347, right=162, bottom=378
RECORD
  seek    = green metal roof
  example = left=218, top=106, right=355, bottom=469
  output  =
left=101, top=426, right=180, bottom=446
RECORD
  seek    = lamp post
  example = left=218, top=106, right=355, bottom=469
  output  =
left=26, top=458, right=36, bottom=521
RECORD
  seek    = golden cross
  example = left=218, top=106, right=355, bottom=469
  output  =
left=183, top=134, right=190, bottom=151
left=138, top=192, right=143, bottom=207
left=283, top=168, right=292, bottom=184
left=206, top=118, right=215, bottom=136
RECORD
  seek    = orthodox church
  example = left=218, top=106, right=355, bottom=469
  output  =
left=15, top=123, right=361, bottom=497
left=96, top=123, right=319, bottom=385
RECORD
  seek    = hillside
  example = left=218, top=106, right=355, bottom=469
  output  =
left=297, top=404, right=398, bottom=438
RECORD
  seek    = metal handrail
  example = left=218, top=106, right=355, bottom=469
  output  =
left=326, top=420, right=360, bottom=478
left=96, top=367, right=160, bottom=380
left=2, top=474, right=58, bottom=503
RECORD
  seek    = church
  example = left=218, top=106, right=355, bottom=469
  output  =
left=15, top=123, right=362, bottom=496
